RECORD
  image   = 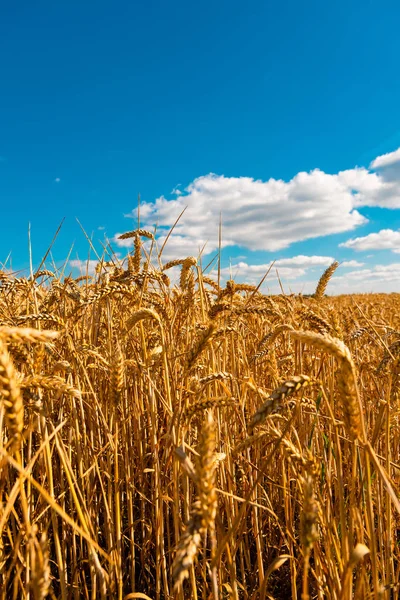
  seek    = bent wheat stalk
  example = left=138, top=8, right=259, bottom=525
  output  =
left=290, top=330, right=363, bottom=440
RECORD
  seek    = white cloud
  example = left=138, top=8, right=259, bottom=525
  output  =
left=219, top=262, right=400, bottom=295
left=217, top=255, right=336, bottom=283
left=113, top=234, right=133, bottom=249
left=352, top=148, right=400, bottom=206
left=370, top=148, right=400, bottom=169
left=69, top=259, right=98, bottom=275
left=218, top=264, right=306, bottom=288
left=274, top=255, right=334, bottom=267
left=343, top=263, right=400, bottom=281
left=171, top=185, right=183, bottom=196
left=113, top=146, right=400, bottom=262
left=340, top=260, right=364, bottom=267
left=156, top=234, right=219, bottom=261
left=220, top=262, right=305, bottom=280
left=112, top=232, right=217, bottom=262
left=331, top=263, right=400, bottom=293
left=119, top=171, right=367, bottom=256
left=340, top=229, right=400, bottom=252
left=54, top=177, right=61, bottom=183
left=211, top=256, right=385, bottom=294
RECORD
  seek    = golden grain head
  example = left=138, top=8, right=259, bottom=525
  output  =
left=0, top=251, right=397, bottom=599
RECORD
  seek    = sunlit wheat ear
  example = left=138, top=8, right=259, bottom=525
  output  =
left=20, top=376, right=82, bottom=399
left=184, top=396, right=237, bottom=420
left=51, top=360, right=71, bottom=375
left=347, top=326, right=372, bottom=341
left=16, top=312, right=66, bottom=328
left=162, top=258, right=185, bottom=270
left=198, top=371, right=233, bottom=385
left=300, top=473, right=319, bottom=600
left=125, top=308, right=161, bottom=331
left=0, top=327, right=60, bottom=344
left=0, top=339, right=24, bottom=453
left=110, top=340, right=124, bottom=405
left=201, top=275, right=221, bottom=293
left=117, top=228, right=154, bottom=240
left=390, top=357, right=400, bottom=404
left=301, top=309, right=333, bottom=334
left=248, top=375, right=312, bottom=432
left=30, top=526, right=51, bottom=600
left=268, top=347, right=279, bottom=386
left=187, top=324, right=215, bottom=370
left=217, top=278, right=241, bottom=300
left=377, top=338, right=400, bottom=373
left=172, top=501, right=203, bottom=589
left=233, top=428, right=273, bottom=454
left=133, top=233, right=142, bottom=273
left=290, top=330, right=362, bottom=440
left=250, top=324, right=293, bottom=363
left=180, top=257, right=197, bottom=290
left=313, top=261, right=339, bottom=300
left=196, top=411, right=217, bottom=531
left=173, top=412, right=217, bottom=589
left=160, top=256, right=197, bottom=290
left=300, top=475, right=319, bottom=553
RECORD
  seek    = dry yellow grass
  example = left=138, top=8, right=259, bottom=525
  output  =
left=0, top=240, right=399, bottom=599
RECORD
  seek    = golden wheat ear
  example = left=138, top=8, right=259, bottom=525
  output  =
left=248, top=374, right=312, bottom=432
left=0, top=339, right=24, bottom=453
left=290, top=330, right=363, bottom=440
left=29, top=526, right=51, bottom=600
left=313, top=261, right=339, bottom=300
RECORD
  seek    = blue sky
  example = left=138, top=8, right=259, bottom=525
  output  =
left=2, top=0, right=400, bottom=293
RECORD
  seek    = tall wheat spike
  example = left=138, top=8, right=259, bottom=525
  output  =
left=173, top=412, right=217, bottom=590
left=313, top=261, right=339, bottom=300
left=290, top=330, right=363, bottom=440
left=0, top=240, right=399, bottom=599
left=249, top=374, right=312, bottom=432
left=0, top=339, right=24, bottom=453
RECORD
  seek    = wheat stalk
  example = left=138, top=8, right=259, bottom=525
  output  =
left=0, top=339, right=24, bottom=452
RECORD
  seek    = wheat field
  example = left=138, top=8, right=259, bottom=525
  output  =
left=0, top=230, right=399, bottom=600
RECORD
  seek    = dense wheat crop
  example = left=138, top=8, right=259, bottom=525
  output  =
left=0, top=234, right=399, bottom=600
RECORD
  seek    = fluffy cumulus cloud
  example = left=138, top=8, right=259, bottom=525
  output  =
left=113, top=232, right=211, bottom=262
left=220, top=263, right=305, bottom=281
left=370, top=148, right=400, bottom=169
left=212, top=256, right=399, bottom=295
left=69, top=259, right=98, bottom=275
left=273, top=255, right=334, bottom=267
left=340, top=260, right=364, bottom=267
left=216, top=261, right=400, bottom=295
left=216, top=255, right=336, bottom=284
left=116, top=172, right=366, bottom=256
left=339, top=263, right=400, bottom=281
left=341, top=229, right=400, bottom=253
left=332, top=263, right=400, bottom=294
left=113, top=147, right=400, bottom=260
